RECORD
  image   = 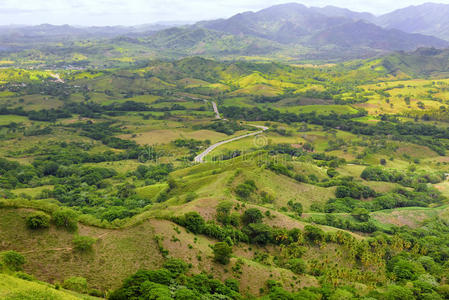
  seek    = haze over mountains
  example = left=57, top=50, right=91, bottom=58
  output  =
left=2, top=2, right=449, bottom=62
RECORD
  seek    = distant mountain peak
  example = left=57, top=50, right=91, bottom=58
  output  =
left=198, top=3, right=447, bottom=51
left=375, top=2, right=449, bottom=40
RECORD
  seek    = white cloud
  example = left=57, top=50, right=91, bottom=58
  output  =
left=0, top=0, right=448, bottom=26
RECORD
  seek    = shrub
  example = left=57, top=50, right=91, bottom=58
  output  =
left=216, top=201, right=234, bottom=224
left=244, top=223, right=274, bottom=245
left=438, top=285, right=449, bottom=299
left=329, top=289, right=353, bottom=300
left=242, top=208, right=263, bottom=225
left=287, top=258, right=307, bottom=275
left=162, top=258, right=188, bottom=276
left=213, top=242, right=233, bottom=265
left=185, top=192, right=198, bottom=202
left=73, top=235, right=96, bottom=252
left=174, top=288, right=199, bottom=299
left=351, top=208, right=370, bottom=222
left=235, top=180, right=257, bottom=198
left=225, top=278, right=240, bottom=292
left=53, top=208, right=78, bottom=232
left=1, top=250, right=26, bottom=271
left=304, top=225, right=325, bottom=243
left=287, top=201, right=303, bottom=216
left=26, top=211, right=50, bottom=230
left=393, top=260, right=424, bottom=281
left=62, top=276, right=88, bottom=293
left=183, top=212, right=205, bottom=234
left=383, top=285, right=414, bottom=300
left=14, top=271, right=34, bottom=281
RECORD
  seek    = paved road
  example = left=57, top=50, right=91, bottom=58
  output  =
left=194, top=102, right=268, bottom=163
left=194, top=129, right=266, bottom=163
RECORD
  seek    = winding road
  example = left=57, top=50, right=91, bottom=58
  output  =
left=194, top=101, right=268, bottom=163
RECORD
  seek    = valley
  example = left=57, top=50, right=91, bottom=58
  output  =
left=2, top=2, right=449, bottom=299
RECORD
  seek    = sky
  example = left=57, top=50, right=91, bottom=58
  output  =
left=0, top=0, right=448, bottom=26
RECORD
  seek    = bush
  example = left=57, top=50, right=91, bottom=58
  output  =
left=225, top=278, right=240, bottom=293
left=383, top=285, right=414, bottom=300
left=53, top=208, right=78, bottom=232
left=213, top=242, right=233, bottom=265
left=244, top=223, right=273, bottom=245
left=162, top=258, right=188, bottom=276
left=304, top=225, right=325, bottom=243
left=183, top=212, right=205, bottom=234
left=216, top=201, right=233, bottom=225
left=235, top=180, right=257, bottom=198
left=287, top=258, right=307, bottom=274
left=1, top=250, right=26, bottom=271
left=242, top=208, right=263, bottom=225
left=73, top=235, right=96, bottom=252
left=351, top=208, right=370, bottom=222
left=14, top=271, right=34, bottom=281
left=329, top=289, right=353, bottom=300
left=393, top=259, right=424, bottom=281
left=287, top=201, right=303, bottom=216
left=26, top=212, right=50, bottom=230
left=62, top=276, right=88, bottom=293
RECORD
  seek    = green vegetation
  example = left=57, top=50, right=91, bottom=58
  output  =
left=25, top=211, right=50, bottom=229
left=73, top=236, right=96, bottom=252
left=1, top=251, right=26, bottom=271
left=2, top=50, right=449, bottom=299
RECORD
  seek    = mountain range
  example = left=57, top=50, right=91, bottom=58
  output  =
left=3, top=2, right=449, bottom=62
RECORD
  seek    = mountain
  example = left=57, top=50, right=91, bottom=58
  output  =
left=309, top=5, right=376, bottom=22
left=0, top=3, right=448, bottom=64
left=309, top=21, right=449, bottom=51
left=0, top=23, right=181, bottom=42
left=376, top=3, right=449, bottom=40
left=200, top=3, right=363, bottom=44
left=199, top=3, right=448, bottom=50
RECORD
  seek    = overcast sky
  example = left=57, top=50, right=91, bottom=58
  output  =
left=0, top=0, right=448, bottom=26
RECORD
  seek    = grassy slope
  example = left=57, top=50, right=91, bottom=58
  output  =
left=0, top=273, right=97, bottom=300
left=0, top=207, right=320, bottom=295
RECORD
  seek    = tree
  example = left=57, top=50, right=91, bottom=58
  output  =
left=393, top=260, right=423, bottom=281
left=1, top=250, right=26, bottom=271
left=287, top=201, right=303, bottom=216
left=304, top=225, right=325, bottom=243
left=53, top=208, right=78, bottom=232
left=26, top=211, right=50, bottom=229
left=73, top=235, right=96, bottom=252
left=213, top=242, right=232, bottom=265
left=242, top=208, right=263, bottom=225
left=183, top=212, right=205, bottom=234
left=216, top=201, right=233, bottom=225
left=244, top=223, right=273, bottom=245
